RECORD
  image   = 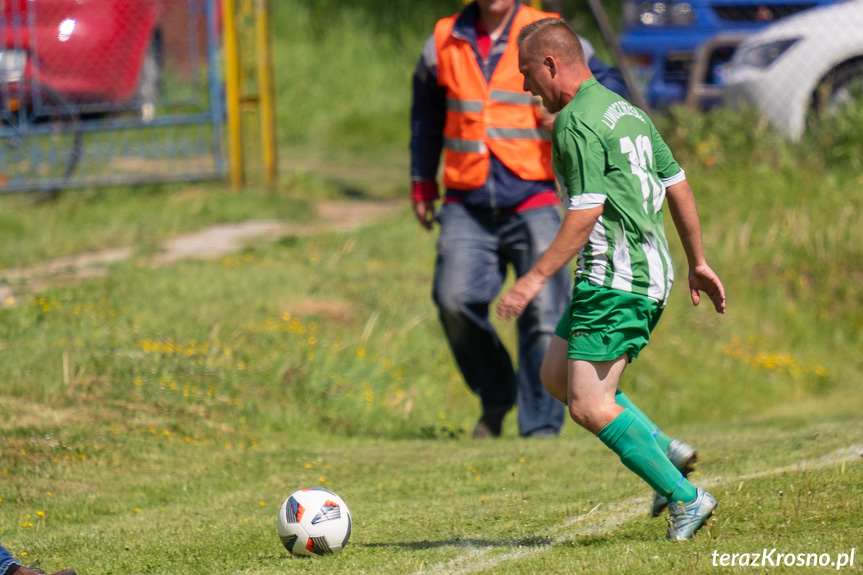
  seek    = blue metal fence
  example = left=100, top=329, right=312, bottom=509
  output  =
left=0, top=0, right=225, bottom=195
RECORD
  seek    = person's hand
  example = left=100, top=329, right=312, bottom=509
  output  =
left=413, top=200, right=436, bottom=231
left=533, top=96, right=557, bottom=132
left=539, top=110, right=558, bottom=132
left=689, top=262, right=726, bottom=314
left=497, top=271, right=546, bottom=321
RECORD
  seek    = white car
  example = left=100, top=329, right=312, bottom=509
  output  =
left=722, top=0, right=863, bottom=139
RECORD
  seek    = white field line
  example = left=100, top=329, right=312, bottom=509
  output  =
left=410, top=445, right=863, bottom=575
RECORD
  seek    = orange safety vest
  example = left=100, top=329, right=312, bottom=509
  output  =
left=434, top=6, right=557, bottom=191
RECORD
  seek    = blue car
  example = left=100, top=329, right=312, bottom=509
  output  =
left=619, top=0, right=840, bottom=108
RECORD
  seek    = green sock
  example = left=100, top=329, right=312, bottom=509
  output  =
left=597, top=409, right=697, bottom=503
left=615, top=390, right=672, bottom=454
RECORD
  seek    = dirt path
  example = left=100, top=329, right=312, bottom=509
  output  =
left=0, top=199, right=403, bottom=307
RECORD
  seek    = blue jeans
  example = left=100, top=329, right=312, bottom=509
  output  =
left=1, top=545, right=20, bottom=575
left=432, top=202, right=571, bottom=436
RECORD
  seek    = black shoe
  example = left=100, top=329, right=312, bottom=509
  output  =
left=473, top=411, right=506, bottom=438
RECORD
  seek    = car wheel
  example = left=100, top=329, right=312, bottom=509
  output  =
left=134, top=39, right=161, bottom=123
left=812, top=59, right=863, bottom=115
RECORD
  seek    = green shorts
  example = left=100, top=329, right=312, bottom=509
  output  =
left=554, top=279, right=664, bottom=361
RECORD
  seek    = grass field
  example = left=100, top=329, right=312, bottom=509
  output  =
left=2, top=0, right=862, bottom=572
left=0, top=159, right=860, bottom=573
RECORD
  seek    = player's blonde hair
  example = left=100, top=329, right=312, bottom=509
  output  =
left=517, top=17, right=585, bottom=66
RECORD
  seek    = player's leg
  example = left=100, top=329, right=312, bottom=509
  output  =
left=568, top=356, right=699, bottom=508
left=617, top=387, right=700, bottom=516
left=612, top=306, right=699, bottom=515
left=613, top=302, right=693, bottom=462
left=432, top=203, right=513, bottom=437
left=569, top=357, right=715, bottom=539
left=539, top=292, right=576, bottom=405
left=564, top=281, right=715, bottom=538
left=566, top=356, right=626, bottom=433
left=540, top=335, right=568, bottom=404
left=613, top=390, right=673, bottom=452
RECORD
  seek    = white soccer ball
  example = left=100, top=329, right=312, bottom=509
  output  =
left=277, top=488, right=352, bottom=557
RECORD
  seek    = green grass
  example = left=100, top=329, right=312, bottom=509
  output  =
left=1, top=2, right=862, bottom=572
left=1, top=148, right=861, bottom=571
left=0, top=180, right=320, bottom=268
left=1, top=408, right=860, bottom=574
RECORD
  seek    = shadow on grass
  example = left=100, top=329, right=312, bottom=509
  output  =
left=334, top=184, right=371, bottom=199
left=359, top=531, right=650, bottom=551
left=360, top=535, right=568, bottom=551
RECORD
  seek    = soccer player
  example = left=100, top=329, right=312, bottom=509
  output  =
left=497, top=18, right=726, bottom=540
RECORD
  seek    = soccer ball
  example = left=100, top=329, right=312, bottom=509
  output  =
left=277, top=488, right=352, bottom=557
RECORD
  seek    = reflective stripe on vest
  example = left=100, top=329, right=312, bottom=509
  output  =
left=445, top=90, right=535, bottom=113
left=446, top=98, right=483, bottom=113
left=444, top=137, right=486, bottom=154
left=489, top=89, right=535, bottom=106
left=444, top=128, right=548, bottom=155
left=486, top=127, right=550, bottom=141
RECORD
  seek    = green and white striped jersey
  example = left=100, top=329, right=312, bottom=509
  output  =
left=552, top=78, right=685, bottom=306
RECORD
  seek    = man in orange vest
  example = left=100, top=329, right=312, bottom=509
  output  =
left=411, top=0, right=589, bottom=438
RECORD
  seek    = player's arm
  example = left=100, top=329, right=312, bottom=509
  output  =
left=497, top=205, right=602, bottom=321
left=497, top=120, right=606, bottom=321
left=664, top=180, right=726, bottom=314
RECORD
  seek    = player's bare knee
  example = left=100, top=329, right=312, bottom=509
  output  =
left=568, top=400, right=609, bottom=433
left=567, top=403, right=593, bottom=429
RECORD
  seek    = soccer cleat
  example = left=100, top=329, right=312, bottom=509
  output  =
left=650, top=439, right=699, bottom=517
left=666, top=488, right=717, bottom=541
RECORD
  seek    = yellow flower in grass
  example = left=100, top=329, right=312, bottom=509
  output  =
left=722, top=337, right=829, bottom=381
left=362, top=382, right=374, bottom=406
